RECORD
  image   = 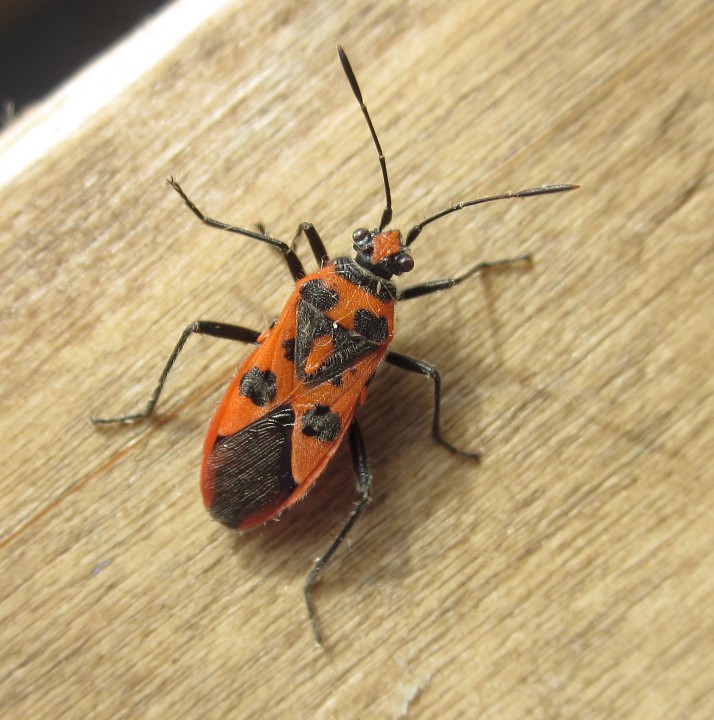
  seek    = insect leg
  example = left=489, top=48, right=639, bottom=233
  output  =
left=304, top=418, right=371, bottom=646
left=385, top=351, right=479, bottom=460
left=168, top=178, right=307, bottom=281
left=292, top=221, right=330, bottom=266
left=397, top=254, right=531, bottom=301
left=91, top=321, right=260, bottom=425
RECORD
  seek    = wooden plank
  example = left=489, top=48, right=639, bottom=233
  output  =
left=1, top=1, right=712, bottom=718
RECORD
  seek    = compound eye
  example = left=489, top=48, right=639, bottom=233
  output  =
left=352, top=227, right=371, bottom=250
left=397, top=254, right=414, bottom=273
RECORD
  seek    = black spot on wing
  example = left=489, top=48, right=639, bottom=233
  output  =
left=239, top=367, right=277, bottom=406
left=206, top=406, right=297, bottom=528
left=301, top=404, right=341, bottom=443
left=354, top=309, right=388, bottom=344
left=282, top=338, right=295, bottom=361
left=300, top=278, right=339, bottom=310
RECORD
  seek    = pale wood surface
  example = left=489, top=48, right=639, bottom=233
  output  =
left=1, top=1, right=712, bottom=718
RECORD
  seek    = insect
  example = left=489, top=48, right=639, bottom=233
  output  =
left=92, top=46, right=577, bottom=644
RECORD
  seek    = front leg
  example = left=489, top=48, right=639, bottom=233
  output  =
left=398, top=254, right=531, bottom=301
left=169, top=179, right=308, bottom=281
left=292, top=221, right=330, bottom=267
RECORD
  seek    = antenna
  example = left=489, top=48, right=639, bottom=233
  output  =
left=405, top=184, right=579, bottom=245
left=338, top=46, right=393, bottom=231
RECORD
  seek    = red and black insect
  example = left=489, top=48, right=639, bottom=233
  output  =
left=93, top=47, right=576, bottom=644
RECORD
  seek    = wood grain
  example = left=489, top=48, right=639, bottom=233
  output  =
left=1, top=1, right=712, bottom=718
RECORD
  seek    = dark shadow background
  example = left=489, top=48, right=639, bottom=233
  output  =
left=0, top=0, right=170, bottom=113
